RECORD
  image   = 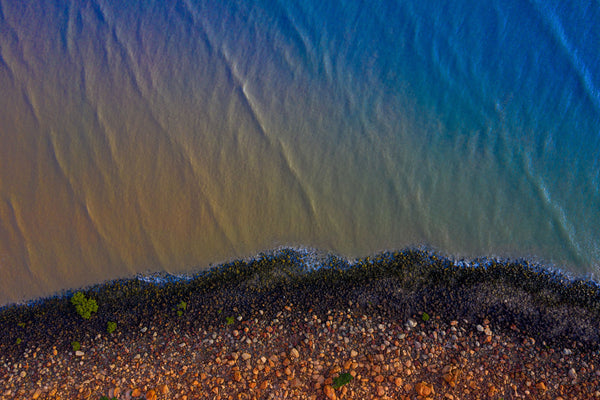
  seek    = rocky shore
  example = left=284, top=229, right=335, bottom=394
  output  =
left=1, top=248, right=600, bottom=399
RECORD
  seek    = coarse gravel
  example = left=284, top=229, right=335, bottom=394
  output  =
left=1, top=248, right=599, bottom=399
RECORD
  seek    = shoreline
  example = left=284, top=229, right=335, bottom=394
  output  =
left=1, top=248, right=600, bottom=398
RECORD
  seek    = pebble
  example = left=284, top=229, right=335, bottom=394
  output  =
left=290, top=348, right=300, bottom=359
left=323, top=385, right=336, bottom=400
left=241, top=352, right=252, bottom=360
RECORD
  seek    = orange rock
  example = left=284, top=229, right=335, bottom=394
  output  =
left=146, top=389, right=156, bottom=400
left=536, top=381, right=547, bottom=391
left=374, top=375, right=385, bottom=383
left=323, top=385, right=337, bottom=400
left=131, top=388, right=141, bottom=397
left=233, top=370, right=242, bottom=382
left=395, top=377, right=403, bottom=387
left=415, top=381, right=433, bottom=396
left=159, top=384, right=169, bottom=394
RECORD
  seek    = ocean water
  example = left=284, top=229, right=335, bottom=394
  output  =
left=0, top=0, right=598, bottom=306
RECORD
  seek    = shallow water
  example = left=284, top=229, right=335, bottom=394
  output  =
left=0, top=0, right=598, bottom=305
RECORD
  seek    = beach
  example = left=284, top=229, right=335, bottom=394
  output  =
left=1, top=249, right=600, bottom=399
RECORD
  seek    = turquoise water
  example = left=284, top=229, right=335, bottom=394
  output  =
left=0, top=0, right=598, bottom=305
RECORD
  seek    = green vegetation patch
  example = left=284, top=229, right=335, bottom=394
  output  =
left=332, top=372, right=354, bottom=389
left=70, top=292, right=98, bottom=320
left=106, top=321, right=117, bottom=334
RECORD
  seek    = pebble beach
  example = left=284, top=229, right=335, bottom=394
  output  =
left=1, top=249, right=600, bottom=399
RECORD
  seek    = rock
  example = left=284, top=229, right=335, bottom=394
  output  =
left=146, top=389, right=156, bottom=400
left=407, top=319, right=417, bottom=328
left=75, top=351, right=84, bottom=357
left=233, top=370, right=242, bottom=382
left=536, top=381, right=547, bottom=391
left=350, top=350, right=358, bottom=358
left=242, top=352, right=252, bottom=360
left=374, top=375, right=384, bottom=383
left=568, top=368, right=577, bottom=380
left=32, top=389, right=42, bottom=399
left=442, top=365, right=460, bottom=388
left=394, top=377, right=403, bottom=387
left=131, top=388, right=141, bottom=397
left=415, top=381, right=434, bottom=396
left=377, top=386, right=385, bottom=396
left=290, top=348, right=299, bottom=359
left=323, top=385, right=337, bottom=400
left=159, top=384, right=169, bottom=395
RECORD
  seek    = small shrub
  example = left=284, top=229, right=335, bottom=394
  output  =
left=71, top=341, right=81, bottom=351
left=175, top=300, right=187, bottom=316
left=16, top=338, right=21, bottom=345
left=71, top=292, right=98, bottom=320
left=422, top=312, right=430, bottom=322
left=332, top=372, right=353, bottom=388
left=106, top=321, right=117, bottom=334
left=226, top=316, right=235, bottom=325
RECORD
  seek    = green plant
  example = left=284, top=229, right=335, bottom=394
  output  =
left=175, top=300, right=187, bottom=316
left=71, top=292, right=98, bottom=320
left=106, top=321, right=117, bottom=334
left=16, top=338, right=21, bottom=345
left=332, top=372, right=353, bottom=389
left=71, top=341, right=81, bottom=351
left=99, top=397, right=118, bottom=400
left=422, top=312, right=430, bottom=322
left=226, top=316, right=235, bottom=325
left=17, top=322, right=26, bottom=328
